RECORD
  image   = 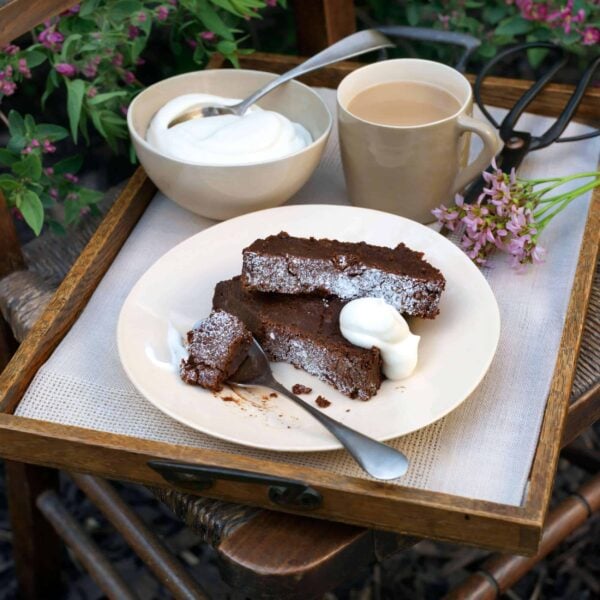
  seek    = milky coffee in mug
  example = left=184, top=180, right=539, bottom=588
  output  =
left=337, top=59, right=500, bottom=223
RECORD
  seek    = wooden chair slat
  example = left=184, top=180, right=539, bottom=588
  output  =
left=0, top=0, right=77, bottom=47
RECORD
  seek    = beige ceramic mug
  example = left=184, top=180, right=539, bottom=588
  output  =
left=337, top=59, right=500, bottom=223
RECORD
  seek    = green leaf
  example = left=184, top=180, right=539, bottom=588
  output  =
left=61, top=34, right=82, bottom=61
left=197, top=0, right=234, bottom=40
left=483, top=4, right=508, bottom=25
left=495, top=16, right=533, bottom=37
left=24, top=114, right=36, bottom=137
left=42, top=70, right=59, bottom=108
left=0, top=149, right=18, bottom=167
left=216, top=40, right=237, bottom=55
left=78, top=0, right=101, bottom=18
left=7, top=134, right=27, bottom=153
left=66, top=79, right=86, bottom=143
left=90, top=110, right=107, bottom=138
left=110, top=0, right=143, bottom=20
left=34, top=124, right=69, bottom=142
left=78, top=187, right=103, bottom=205
left=64, top=197, right=81, bottom=225
left=17, top=190, right=44, bottom=235
left=406, top=3, right=420, bottom=26
left=52, top=154, right=84, bottom=175
left=0, top=174, right=20, bottom=192
left=25, top=50, right=47, bottom=68
left=8, top=111, right=25, bottom=137
left=527, top=47, right=550, bottom=68
left=39, top=192, right=56, bottom=208
left=87, top=91, right=130, bottom=106
left=48, top=219, right=67, bottom=235
left=478, top=41, right=499, bottom=59
left=12, top=154, right=42, bottom=181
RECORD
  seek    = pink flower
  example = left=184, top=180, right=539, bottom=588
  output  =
left=55, top=62, right=77, bottom=77
left=64, top=173, right=79, bottom=183
left=42, top=140, right=57, bottom=154
left=516, top=0, right=550, bottom=21
left=38, top=26, right=64, bottom=50
left=122, top=71, right=136, bottom=85
left=266, top=0, right=277, bottom=6
left=0, top=80, right=17, bottom=95
left=49, top=188, right=59, bottom=199
left=186, top=38, right=198, bottom=48
left=548, top=0, right=585, bottom=34
left=137, top=11, right=147, bottom=22
left=120, top=104, right=129, bottom=116
left=432, top=160, right=552, bottom=269
left=2, top=44, right=20, bottom=55
left=156, top=5, right=170, bottom=21
left=582, top=26, right=600, bottom=45
left=82, top=62, right=97, bottom=78
left=17, top=58, right=31, bottom=78
left=44, top=167, right=54, bottom=176
left=87, top=86, right=98, bottom=98
left=112, top=52, right=124, bottom=67
left=200, top=30, right=216, bottom=41
left=128, top=25, right=141, bottom=39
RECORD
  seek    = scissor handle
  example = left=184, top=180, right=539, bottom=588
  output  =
left=550, top=55, right=600, bottom=146
left=474, top=42, right=567, bottom=136
left=377, top=26, right=481, bottom=73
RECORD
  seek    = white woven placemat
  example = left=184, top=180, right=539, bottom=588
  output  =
left=16, top=89, right=600, bottom=506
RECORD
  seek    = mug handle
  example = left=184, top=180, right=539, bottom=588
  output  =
left=452, top=115, right=500, bottom=194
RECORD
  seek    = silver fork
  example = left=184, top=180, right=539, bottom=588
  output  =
left=228, top=339, right=409, bottom=480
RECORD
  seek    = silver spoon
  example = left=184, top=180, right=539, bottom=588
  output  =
left=228, top=338, right=409, bottom=480
left=168, top=29, right=393, bottom=128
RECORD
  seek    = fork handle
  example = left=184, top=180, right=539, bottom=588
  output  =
left=266, top=379, right=409, bottom=480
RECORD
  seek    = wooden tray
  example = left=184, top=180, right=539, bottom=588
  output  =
left=1, top=54, right=598, bottom=556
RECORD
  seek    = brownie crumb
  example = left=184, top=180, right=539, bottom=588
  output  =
left=345, top=409, right=351, bottom=412
left=222, top=396, right=236, bottom=402
left=315, top=395, right=331, bottom=408
left=269, top=392, right=278, bottom=398
left=292, top=383, right=312, bottom=395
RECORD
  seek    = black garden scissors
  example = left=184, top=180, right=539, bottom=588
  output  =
left=464, top=42, right=600, bottom=203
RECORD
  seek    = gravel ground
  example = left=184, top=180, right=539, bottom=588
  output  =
left=0, top=424, right=598, bottom=600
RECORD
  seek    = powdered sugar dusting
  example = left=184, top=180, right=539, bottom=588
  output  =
left=243, top=251, right=444, bottom=318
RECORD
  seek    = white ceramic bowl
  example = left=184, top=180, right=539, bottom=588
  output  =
left=128, top=70, right=332, bottom=220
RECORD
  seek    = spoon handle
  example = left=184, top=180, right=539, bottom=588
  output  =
left=236, top=29, right=394, bottom=115
left=266, top=378, right=408, bottom=480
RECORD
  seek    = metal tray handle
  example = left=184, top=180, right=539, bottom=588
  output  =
left=148, top=460, right=322, bottom=510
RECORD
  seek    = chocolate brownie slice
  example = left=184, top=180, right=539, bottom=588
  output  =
left=213, top=277, right=382, bottom=400
left=241, top=232, right=445, bottom=318
left=180, top=309, right=252, bottom=391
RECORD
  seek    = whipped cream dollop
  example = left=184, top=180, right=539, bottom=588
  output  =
left=146, top=93, right=312, bottom=165
left=339, top=298, right=420, bottom=380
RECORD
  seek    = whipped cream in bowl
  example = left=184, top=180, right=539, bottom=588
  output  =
left=127, top=69, right=331, bottom=220
left=340, top=297, right=420, bottom=380
left=147, top=93, right=312, bottom=165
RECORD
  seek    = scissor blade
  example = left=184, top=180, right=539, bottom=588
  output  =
left=463, top=132, right=532, bottom=204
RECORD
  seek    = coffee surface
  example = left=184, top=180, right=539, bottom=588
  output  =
left=347, top=81, right=461, bottom=126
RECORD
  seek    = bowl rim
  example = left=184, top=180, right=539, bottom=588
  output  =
left=127, top=68, right=333, bottom=169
